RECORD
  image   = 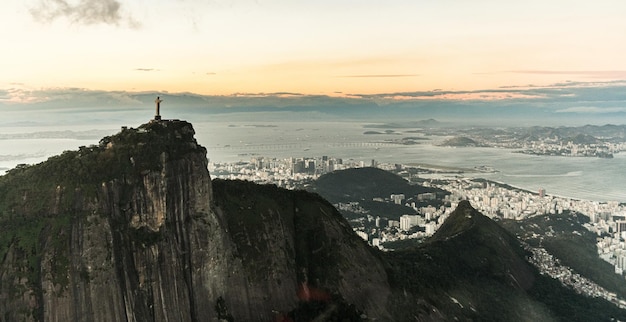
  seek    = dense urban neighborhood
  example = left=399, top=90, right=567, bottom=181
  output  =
left=210, top=154, right=626, bottom=307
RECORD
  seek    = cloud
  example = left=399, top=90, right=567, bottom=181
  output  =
left=338, top=74, right=420, bottom=78
left=229, top=92, right=306, bottom=98
left=498, top=80, right=626, bottom=90
left=30, top=0, right=139, bottom=28
left=2, top=81, right=626, bottom=118
left=0, top=87, right=145, bottom=106
left=346, top=79, right=626, bottom=105
left=352, top=88, right=538, bottom=101
left=370, top=92, right=544, bottom=101
left=0, top=152, right=48, bottom=162
left=555, top=107, right=626, bottom=114
left=0, top=87, right=49, bottom=104
left=509, top=70, right=626, bottom=79
left=135, top=68, right=158, bottom=72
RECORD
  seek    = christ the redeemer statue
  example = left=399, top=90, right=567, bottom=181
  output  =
left=154, top=96, right=163, bottom=121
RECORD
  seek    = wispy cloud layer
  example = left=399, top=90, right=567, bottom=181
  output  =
left=30, top=0, right=139, bottom=28
left=0, top=87, right=144, bottom=106
left=1, top=80, right=625, bottom=124
left=509, top=70, right=626, bottom=78
left=1, top=80, right=624, bottom=105
left=555, top=107, right=626, bottom=114
left=338, top=74, right=420, bottom=78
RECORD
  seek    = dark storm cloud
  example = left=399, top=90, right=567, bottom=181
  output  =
left=30, top=0, right=139, bottom=27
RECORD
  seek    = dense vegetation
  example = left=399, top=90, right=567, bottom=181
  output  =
left=500, top=211, right=626, bottom=300
left=385, top=201, right=626, bottom=321
left=0, top=121, right=202, bottom=294
left=309, top=167, right=437, bottom=203
left=0, top=121, right=201, bottom=216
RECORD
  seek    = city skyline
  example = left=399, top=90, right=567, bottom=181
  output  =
left=2, top=0, right=626, bottom=101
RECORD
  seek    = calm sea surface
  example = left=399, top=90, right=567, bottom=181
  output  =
left=1, top=121, right=623, bottom=203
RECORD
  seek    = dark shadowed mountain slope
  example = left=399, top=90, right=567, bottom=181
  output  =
left=384, top=201, right=626, bottom=321
left=500, top=211, right=626, bottom=300
left=384, top=200, right=547, bottom=320
left=210, top=178, right=392, bottom=320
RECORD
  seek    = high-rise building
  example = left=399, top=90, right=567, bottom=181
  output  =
left=616, top=220, right=626, bottom=234
left=391, top=194, right=405, bottom=205
left=388, top=220, right=400, bottom=228
left=615, top=251, right=626, bottom=275
left=425, top=222, right=436, bottom=235
left=306, top=160, right=316, bottom=174
left=292, top=159, right=305, bottom=174
left=400, top=215, right=412, bottom=231
left=538, top=188, right=546, bottom=198
left=400, top=214, right=420, bottom=231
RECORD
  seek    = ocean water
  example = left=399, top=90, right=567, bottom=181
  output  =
left=194, top=121, right=626, bottom=203
left=0, top=120, right=623, bottom=203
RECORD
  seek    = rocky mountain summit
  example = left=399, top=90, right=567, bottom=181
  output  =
left=1, top=120, right=624, bottom=321
left=0, top=120, right=388, bottom=321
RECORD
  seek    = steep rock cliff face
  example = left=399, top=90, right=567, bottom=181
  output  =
left=0, top=121, right=222, bottom=322
left=211, top=179, right=391, bottom=320
left=0, top=120, right=391, bottom=321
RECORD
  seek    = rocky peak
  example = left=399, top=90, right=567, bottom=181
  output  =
left=0, top=120, right=217, bottom=321
left=0, top=120, right=391, bottom=321
left=430, top=200, right=477, bottom=241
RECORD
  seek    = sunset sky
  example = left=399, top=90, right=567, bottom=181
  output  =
left=2, top=0, right=626, bottom=98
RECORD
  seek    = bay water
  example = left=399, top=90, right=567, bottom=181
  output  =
left=0, top=120, right=623, bottom=203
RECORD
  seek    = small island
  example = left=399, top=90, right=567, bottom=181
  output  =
left=438, top=136, right=487, bottom=147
